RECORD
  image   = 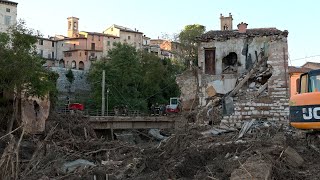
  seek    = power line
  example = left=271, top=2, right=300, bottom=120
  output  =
left=290, top=55, right=320, bottom=62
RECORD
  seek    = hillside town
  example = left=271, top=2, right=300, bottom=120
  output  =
left=1, top=0, right=320, bottom=180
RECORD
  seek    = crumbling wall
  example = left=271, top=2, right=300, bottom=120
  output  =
left=21, top=96, right=50, bottom=134
left=176, top=70, right=198, bottom=111
left=221, top=36, right=289, bottom=127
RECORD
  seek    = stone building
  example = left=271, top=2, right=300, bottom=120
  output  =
left=103, top=24, right=143, bottom=50
left=150, top=39, right=182, bottom=59
left=0, top=0, right=17, bottom=33
left=178, top=13, right=289, bottom=126
left=36, top=37, right=57, bottom=67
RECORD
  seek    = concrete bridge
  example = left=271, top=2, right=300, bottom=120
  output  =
left=89, top=116, right=176, bottom=130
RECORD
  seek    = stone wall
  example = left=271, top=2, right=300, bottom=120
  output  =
left=50, top=67, right=91, bottom=101
left=220, top=36, right=289, bottom=127
left=176, top=70, right=198, bottom=110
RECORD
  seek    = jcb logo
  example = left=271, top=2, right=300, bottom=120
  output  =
left=303, top=107, right=320, bottom=120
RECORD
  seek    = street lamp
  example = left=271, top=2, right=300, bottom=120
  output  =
left=107, top=88, right=110, bottom=116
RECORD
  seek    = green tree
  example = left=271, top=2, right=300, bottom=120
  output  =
left=0, top=21, right=56, bottom=131
left=178, top=24, right=206, bottom=67
left=88, top=43, right=181, bottom=112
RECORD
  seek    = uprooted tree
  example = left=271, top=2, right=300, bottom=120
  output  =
left=0, top=21, right=56, bottom=132
left=88, top=43, right=181, bottom=112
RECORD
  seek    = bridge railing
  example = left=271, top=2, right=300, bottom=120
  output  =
left=55, top=107, right=169, bottom=117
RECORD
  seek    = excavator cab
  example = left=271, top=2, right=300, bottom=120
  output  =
left=290, top=69, right=320, bottom=129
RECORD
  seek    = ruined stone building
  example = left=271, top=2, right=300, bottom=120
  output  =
left=178, top=13, right=289, bottom=126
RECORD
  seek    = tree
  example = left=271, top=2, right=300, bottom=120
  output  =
left=0, top=21, right=56, bottom=131
left=88, top=43, right=181, bottom=112
left=178, top=24, right=206, bottom=67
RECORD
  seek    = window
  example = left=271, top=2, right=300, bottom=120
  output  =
left=300, top=74, right=308, bottom=93
left=98, top=36, right=100, bottom=41
left=62, top=43, right=64, bottom=47
left=107, top=41, right=110, bottom=46
left=135, top=34, right=136, bottom=37
left=85, top=52, right=87, bottom=55
left=92, top=35, right=94, bottom=41
left=39, top=39, right=43, bottom=45
left=91, top=43, right=95, bottom=50
left=6, top=8, right=10, bottom=13
left=111, top=28, right=113, bottom=31
left=48, top=54, right=51, bottom=59
left=52, top=42, right=55, bottom=47
left=40, top=50, right=43, bottom=56
left=309, top=74, right=320, bottom=92
left=80, top=52, right=82, bottom=57
left=4, top=16, right=11, bottom=25
left=90, top=52, right=95, bottom=57
left=52, top=52, right=55, bottom=59
left=128, top=36, right=131, bottom=40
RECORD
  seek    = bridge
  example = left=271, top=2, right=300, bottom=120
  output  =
left=89, top=116, right=176, bottom=130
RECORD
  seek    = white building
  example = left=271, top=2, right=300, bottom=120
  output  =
left=0, top=0, right=17, bottom=33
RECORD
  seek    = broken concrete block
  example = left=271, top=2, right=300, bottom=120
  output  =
left=230, top=155, right=272, bottom=180
left=206, top=85, right=217, bottom=97
left=283, top=146, right=304, bottom=167
left=62, top=159, right=96, bottom=173
left=249, top=82, right=256, bottom=88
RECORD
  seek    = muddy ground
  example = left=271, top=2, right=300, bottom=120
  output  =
left=0, top=114, right=320, bottom=180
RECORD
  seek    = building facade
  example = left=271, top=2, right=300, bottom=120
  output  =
left=178, top=14, right=289, bottom=126
left=103, top=24, right=143, bottom=49
left=0, top=0, right=17, bottom=33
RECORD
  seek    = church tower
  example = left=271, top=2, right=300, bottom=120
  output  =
left=67, top=17, right=79, bottom=38
left=220, top=13, right=233, bottom=31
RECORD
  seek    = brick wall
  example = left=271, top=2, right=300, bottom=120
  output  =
left=221, top=36, right=289, bottom=127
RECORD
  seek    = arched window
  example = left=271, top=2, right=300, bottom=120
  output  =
left=71, top=60, right=76, bottom=69
left=79, top=61, right=84, bottom=70
left=59, top=59, right=65, bottom=68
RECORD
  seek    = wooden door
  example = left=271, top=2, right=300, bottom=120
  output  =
left=205, top=49, right=215, bottom=75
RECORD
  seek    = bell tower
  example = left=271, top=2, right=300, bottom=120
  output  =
left=220, top=13, right=233, bottom=31
left=67, top=17, right=79, bottom=38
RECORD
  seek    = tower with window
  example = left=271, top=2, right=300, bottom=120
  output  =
left=220, top=13, right=233, bottom=31
left=67, top=17, right=79, bottom=38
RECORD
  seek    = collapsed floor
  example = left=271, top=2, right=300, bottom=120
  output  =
left=1, top=114, right=320, bottom=180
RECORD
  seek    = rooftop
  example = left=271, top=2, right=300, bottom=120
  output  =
left=80, top=31, right=119, bottom=38
left=302, top=62, right=320, bottom=68
left=288, top=66, right=313, bottom=73
left=111, top=24, right=143, bottom=34
left=199, top=28, right=289, bottom=41
left=0, top=0, right=18, bottom=5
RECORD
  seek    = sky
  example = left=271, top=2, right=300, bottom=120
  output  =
left=13, top=0, right=320, bottom=66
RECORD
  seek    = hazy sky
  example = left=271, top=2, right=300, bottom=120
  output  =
left=13, top=0, right=320, bottom=66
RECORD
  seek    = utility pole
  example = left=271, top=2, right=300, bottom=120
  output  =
left=102, top=70, right=105, bottom=116
left=107, top=88, right=110, bottom=116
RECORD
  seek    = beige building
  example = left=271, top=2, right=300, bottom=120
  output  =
left=103, top=24, right=143, bottom=49
left=36, top=37, right=57, bottom=67
left=0, top=0, right=17, bottom=33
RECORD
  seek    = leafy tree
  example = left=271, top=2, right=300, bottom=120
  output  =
left=0, top=21, right=56, bottom=131
left=178, top=24, right=206, bottom=67
left=88, top=43, right=181, bottom=112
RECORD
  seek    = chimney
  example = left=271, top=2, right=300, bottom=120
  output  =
left=237, top=22, right=248, bottom=33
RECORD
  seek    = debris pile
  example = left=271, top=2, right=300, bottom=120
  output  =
left=0, top=114, right=320, bottom=179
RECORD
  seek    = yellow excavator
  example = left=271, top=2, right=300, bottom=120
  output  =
left=289, top=69, right=320, bottom=150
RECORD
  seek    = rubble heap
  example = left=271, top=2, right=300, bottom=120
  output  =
left=0, top=114, right=320, bottom=179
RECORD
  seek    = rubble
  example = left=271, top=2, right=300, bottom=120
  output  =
left=0, top=113, right=320, bottom=179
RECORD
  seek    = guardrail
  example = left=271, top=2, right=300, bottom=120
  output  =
left=55, top=107, right=167, bottom=117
